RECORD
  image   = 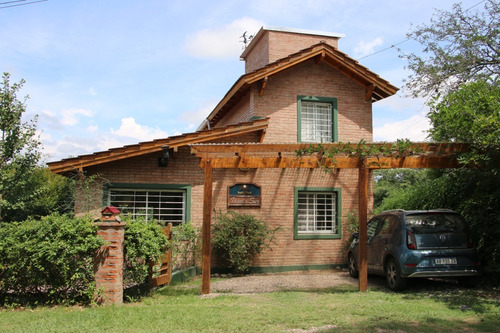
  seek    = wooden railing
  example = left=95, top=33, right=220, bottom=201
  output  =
left=148, top=223, right=173, bottom=288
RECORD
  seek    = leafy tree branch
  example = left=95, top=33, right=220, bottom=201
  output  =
left=402, top=0, right=499, bottom=98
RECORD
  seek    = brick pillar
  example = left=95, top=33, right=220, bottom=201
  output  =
left=94, top=207, right=126, bottom=305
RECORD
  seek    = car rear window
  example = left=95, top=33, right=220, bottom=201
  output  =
left=405, top=213, right=468, bottom=234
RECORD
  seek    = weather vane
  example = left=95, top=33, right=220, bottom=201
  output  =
left=240, top=31, right=254, bottom=49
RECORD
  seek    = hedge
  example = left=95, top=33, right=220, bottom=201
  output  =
left=0, top=213, right=103, bottom=305
left=0, top=214, right=170, bottom=306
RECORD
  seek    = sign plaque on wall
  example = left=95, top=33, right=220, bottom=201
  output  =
left=228, top=183, right=261, bottom=207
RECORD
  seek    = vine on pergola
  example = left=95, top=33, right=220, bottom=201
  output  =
left=295, top=139, right=430, bottom=171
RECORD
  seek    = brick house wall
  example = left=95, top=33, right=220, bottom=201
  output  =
left=214, top=92, right=253, bottom=128
left=253, top=60, right=372, bottom=143
left=243, top=27, right=341, bottom=74
left=70, top=27, right=384, bottom=272
left=216, top=60, right=372, bottom=143
left=80, top=149, right=372, bottom=269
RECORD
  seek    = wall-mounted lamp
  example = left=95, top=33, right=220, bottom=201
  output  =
left=158, top=145, right=170, bottom=167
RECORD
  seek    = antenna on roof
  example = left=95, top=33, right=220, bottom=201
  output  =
left=240, top=31, right=254, bottom=49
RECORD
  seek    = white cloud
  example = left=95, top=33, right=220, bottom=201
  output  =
left=353, top=37, right=384, bottom=58
left=111, top=117, right=169, bottom=142
left=41, top=109, right=56, bottom=117
left=374, top=114, right=431, bottom=142
left=37, top=129, right=50, bottom=141
left=42, top=117, right=171, bottom=162
left=42, top=135, right=97, bottom=162
left=184, top=18, right=264, bottom=59
left=96, top=136, right=132, bottom=152
left=87, top=125, right=98, bottom=132
left=178, top=100, right=218, bottom=129
left=60, top=108, right=94, bottom=126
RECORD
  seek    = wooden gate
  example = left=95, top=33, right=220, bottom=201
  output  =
left=149, top=223, right=173, bottom=288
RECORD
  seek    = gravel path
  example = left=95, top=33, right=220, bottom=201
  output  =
left=209, top=269, right=359, bottom=294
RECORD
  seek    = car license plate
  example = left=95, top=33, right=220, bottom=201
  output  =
left=435, top=258, right=457, bottom=265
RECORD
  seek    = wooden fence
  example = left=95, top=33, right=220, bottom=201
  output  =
left=148, top=223, right=173, bottom=288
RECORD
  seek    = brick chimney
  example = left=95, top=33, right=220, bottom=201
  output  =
left=240, top=26, right=344, bottom=74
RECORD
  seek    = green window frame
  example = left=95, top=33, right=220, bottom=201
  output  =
left=297, top=95, right=338, bottom=143
left=294, top=187, right=342, bottom=240
left=103, top=183, right=191, bottom=225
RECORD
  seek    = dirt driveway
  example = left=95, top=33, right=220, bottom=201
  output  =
left=210, top=269, right=363, bottom=294
left=207, top=269, right=487, bottom=295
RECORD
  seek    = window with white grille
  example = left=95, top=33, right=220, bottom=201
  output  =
left=108, top=189, right=185, bottom=225
left=300, top=101, right=333, bottom=142
left=297, top=191, right=337, bottom=234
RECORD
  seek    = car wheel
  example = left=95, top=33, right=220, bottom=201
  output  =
left=348, top=254, right=359, bottom=278
left=457, top=276, right=481, bottom=288
left=385, top=258, right=407, bottom=291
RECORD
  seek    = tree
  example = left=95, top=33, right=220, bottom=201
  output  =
left=383, top=1, right=500, bottom=284
left=403, top=0, right=499, bottom=98
left=0, top=72, right=41, bottom=221
left=428, top=81, right=500, bottom=167
left=1, top=167, right=74, bottom=222
left=373, top=169, right=427, bottom=210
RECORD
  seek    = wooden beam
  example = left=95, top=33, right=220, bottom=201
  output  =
left=358, top=159, right=368, bottom=292
left=315, top=51, right=326, bottom=64
left=259, top=77, right=268, bottom=96
left=197, top=155, right=463, bottom=170
left=366, top=156, right=462, bottom=169
left=206, top=156, right=360, bottom=169
left=201, top=159, right=213, bottom=295
left=322, top=53, right=397, bottom=98
left=258, top=129, right=266, bottom=143
left=191, top=142, right=470, bottom=155
left=365, top=84, right=376, bottom=101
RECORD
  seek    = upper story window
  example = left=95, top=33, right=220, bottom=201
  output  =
left=297, top=96, right=338, bottom=143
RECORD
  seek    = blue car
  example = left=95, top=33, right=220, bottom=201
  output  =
left=347, top=209, right=482, bottom=291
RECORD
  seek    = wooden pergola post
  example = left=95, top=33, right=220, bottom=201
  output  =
left=201, top=159, right=213, bottom=295
left=358, top=159, right=369, bottom=292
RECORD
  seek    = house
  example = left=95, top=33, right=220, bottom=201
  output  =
left=48, top=26, right=398, bottom=273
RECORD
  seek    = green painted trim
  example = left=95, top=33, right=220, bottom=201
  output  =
left=297, top=95, right=338, bottom=143
left=171, top=267, right=197, bottom=285
left=211, top=264, right=347, bottom=275
left=102, top=183, right=191, bottom=222
left=293, top=186, right=342, bottom=240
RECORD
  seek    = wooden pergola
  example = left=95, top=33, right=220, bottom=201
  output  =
left=190, top=142, right=470, bottom=294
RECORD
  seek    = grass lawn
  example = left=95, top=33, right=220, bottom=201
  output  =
left=1, top=277, right=499, bottom=333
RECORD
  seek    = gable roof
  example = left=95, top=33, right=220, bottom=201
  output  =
left=47, top=118, right=269, bottom=174
left=198, top=42, right=398, bottom=131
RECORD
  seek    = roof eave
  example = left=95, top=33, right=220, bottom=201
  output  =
left=201, top=43, right=398, bottom=129
left=48, top=118, right=270, bottom=174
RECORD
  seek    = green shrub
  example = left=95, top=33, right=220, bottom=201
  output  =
left=0, top=213, right=103, bottom=305
left=341, top=210, right=359, bottom=257
left=123, top=217, right=170, bottom=285
left=171, top=222, right=200, bottom=271
left=212, top=211, right=277, bottom=274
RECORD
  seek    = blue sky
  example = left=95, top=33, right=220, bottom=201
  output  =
left=0, top=0, right=485, bottom=163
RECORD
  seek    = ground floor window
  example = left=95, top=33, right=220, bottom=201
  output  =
left=294, top=187, right=341, bottom=239
left=105, top=184, right=190, bottom=225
